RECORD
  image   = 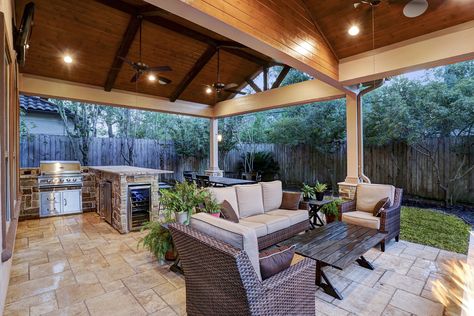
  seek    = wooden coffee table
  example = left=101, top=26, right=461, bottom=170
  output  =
left=278, top=221, right=386, bottom=300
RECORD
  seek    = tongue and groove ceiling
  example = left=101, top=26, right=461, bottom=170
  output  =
left=16, top=0, right=474, bottom=105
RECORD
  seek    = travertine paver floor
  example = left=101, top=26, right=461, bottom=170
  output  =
left=5, top=213, right=467, bottom=315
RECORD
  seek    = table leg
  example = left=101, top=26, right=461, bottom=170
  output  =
left=356, top=256, right=374, bottom=270
left=316, top=261, right=343, bottom=300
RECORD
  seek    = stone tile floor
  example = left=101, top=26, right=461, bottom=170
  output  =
left=5, top=213, right=468, bottom=316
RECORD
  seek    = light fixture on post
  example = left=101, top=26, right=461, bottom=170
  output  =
left=217, top=134, right=223, bottom=142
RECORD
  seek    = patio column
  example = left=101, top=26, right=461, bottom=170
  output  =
left=205, top=118, right=223, bottom=177
left=338, top=93, right=360, bottom=199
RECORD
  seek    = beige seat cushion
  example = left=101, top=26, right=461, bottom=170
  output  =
left=242, top=214, right=290, bottom=234
left=207, top=187, right=239, bottom=217
left=238, top=220, right=268, bottom=237
left=341, top=211, right=380, bottom=230
left=356, top=183, right=395, bottom=213
left=260, top=181, right=283, bottom=212
left=190, top=213, right=262, bottom=280
left=266, top=209, right=309, bottom=225
left=235, top=184, right=265, bottom=218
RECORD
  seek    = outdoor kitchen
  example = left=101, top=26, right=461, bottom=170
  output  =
left=19, top=161, right=173, bottom=234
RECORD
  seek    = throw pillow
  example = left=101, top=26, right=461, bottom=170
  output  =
left=280, top=192, right=302, bottom=210
left=259, top=245, right=295, bottom=280
left=219, top=200, right=239, bottom=223
left=373, top=197, right=390, bottom=217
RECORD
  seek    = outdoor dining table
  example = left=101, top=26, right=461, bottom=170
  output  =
left=207, top=176, right=256, bottom=187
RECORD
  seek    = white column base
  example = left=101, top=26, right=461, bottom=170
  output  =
left=205, top=168, right=223, bottom=177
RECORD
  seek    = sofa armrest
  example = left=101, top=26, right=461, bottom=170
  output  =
left=339, top=199, right=356, bottom=213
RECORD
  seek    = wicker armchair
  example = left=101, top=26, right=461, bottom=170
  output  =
left=339, top=186, right=403, bottom=252
left=169, top=223, right=317, bottom=316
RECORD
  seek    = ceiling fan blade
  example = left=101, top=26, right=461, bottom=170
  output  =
left=147, top=65, right=172, bottom=72
left=158, top=76, right=172, bottom=85
left=224, top=83, right=238, bottom=89
left=224, top=89, right=246, bottom=95
left=130, top=72, right=141, bottom=83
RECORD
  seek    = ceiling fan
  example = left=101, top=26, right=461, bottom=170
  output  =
left=353, top=0, right=429, bottom=18
left=204, top=48, right=246, bottom=97
left=120, top=16, right=172, bottom=85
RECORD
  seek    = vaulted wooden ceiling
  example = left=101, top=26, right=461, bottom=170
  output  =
left=15, top=0, right=275, bottom=105
left=303, top=0, right=474, bottom=59
left=16, top=0, right=474, bottom=106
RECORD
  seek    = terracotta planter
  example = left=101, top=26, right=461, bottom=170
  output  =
left=315, top=192, right=324, bottom=201
left=165, top=248, right=177, bottom=261
left=325, top=214, right=336, bottom=224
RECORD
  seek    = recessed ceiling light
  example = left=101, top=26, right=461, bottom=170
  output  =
left=63, top=55, right=73, bottom=64
left=205, top=86, right=213, bottom=94
left=348, top=25, right=360, bottom=36
left=148, top=74, right=157, bottom=82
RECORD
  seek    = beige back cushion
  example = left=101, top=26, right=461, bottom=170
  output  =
left=235, top=184, right=265, bottom=218
left=260, top=181, right=283, bottom=212
left=207, top=187, right=239, bottom=217
left=190, top=213, right=261, bottom=281
left=356, top=183, right=395, bottom=213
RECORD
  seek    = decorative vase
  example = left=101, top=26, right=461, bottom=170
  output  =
left=175, top=212, right=188, bottom=225
left=211, top=212, right=220, bottom=218
left=325, top=214, right=336, bottom=224
left=315, top=192, right=324, bottom=201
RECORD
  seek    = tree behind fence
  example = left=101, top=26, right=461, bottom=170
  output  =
left=20, top=135, right=474, bottom=204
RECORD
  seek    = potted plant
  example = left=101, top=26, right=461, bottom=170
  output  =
left=314, top=181, right=327, bottom=201
left=159, top=181, right=202, bottom=225
left=198, top=192, right=221, bottom=218
left=320, top=200, right=340, bottom=224
left=138, top=221, right=174, bottom=263
left=301, top=183, right=315, bottom=201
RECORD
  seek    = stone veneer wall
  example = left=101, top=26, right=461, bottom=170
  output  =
left=92, top=171, right=160, bottom=234
left=19, top=168, right=96, bottom=220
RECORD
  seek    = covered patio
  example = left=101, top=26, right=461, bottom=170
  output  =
left=1, top=0, right=474, bottom=315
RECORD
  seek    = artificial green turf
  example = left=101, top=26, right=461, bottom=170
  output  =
left=400, top=207, right=471, bottom=254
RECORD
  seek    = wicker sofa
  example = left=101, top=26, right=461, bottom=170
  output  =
left=197, top=180, right=310, bottom=250
left=169, top=222, right=317, bottom=315
left=339, top=183, right=403, bottom=251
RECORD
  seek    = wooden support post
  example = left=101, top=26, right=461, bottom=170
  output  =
left=205, top=118, right=222, bottom=176
left=263, top=67, right=268, bottom=91
left=271, top=65, right=291, bottom=89
left=246, top=78, right=262, bottom=93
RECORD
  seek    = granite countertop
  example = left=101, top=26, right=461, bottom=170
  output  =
left=89, top=166, right=174, bottom=176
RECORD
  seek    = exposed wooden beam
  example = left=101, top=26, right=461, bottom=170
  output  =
left=169, top=46, right=216, bottom=102
left=271, top=65, right=291, bottom=89
left=263, top=68, right=268, bottom=91
left=246, top=78, right=262, bottom=93
left=104, top=15, right=141, bottom=92
left=96, top=0, right=270, bottom=66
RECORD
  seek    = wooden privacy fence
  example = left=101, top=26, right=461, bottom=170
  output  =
left=20, top=135, right=474, bottom=204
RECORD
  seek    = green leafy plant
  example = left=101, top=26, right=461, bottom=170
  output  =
left=238, top=151, right=280, bottom=181
left=320, top=200, right=340, bottom=217
left=301, top=183, right=315, bottom=200
left=199, top=192, right=221, bottom=214
left=314, top=181, right=328, bottom=193
left=137, top=221, right=172, bottom=261
left=159, top=181, right=204, bottom=224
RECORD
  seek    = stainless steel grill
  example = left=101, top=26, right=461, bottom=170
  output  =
left=38, top=160, right=83, bottom=188
left=38, top=161, right=83, bottom=217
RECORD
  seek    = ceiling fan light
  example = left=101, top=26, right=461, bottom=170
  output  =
left=348, top=25, right=360, bottom=36
left=147, top=74, right=157, bottom=82
left=205, top=86, right=213, bottom=94
left=403, top=0, right=428, bottom=18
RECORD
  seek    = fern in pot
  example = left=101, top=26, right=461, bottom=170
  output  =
left=137, top=221, right=175, bottom=263
left=198, top=192, right=221, bottom=217
left=301, top=183, right=315, bottom=201
left=320, top=199, right=342, bottom=224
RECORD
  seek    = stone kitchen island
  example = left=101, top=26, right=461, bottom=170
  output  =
left=89, top=166, right=173, bottom=234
